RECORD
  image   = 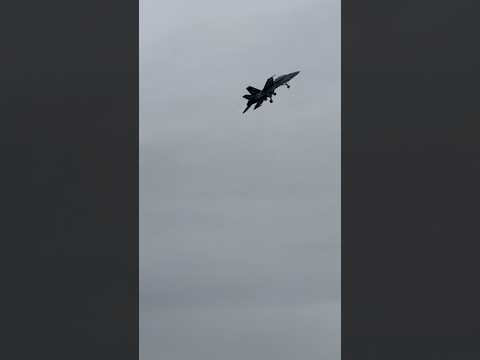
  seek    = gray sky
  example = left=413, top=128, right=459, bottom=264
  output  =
left=140, top=0, right=340, bottom=358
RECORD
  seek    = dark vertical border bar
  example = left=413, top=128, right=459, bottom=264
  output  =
left=343, top=0, right=480, bottom=358
left=1, top=1, right=138, bottom=359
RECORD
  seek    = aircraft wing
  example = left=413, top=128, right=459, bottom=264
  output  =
left=254, top=100, right=263, bottom=110
left=246, top=86, right=260, bottom=95
left=262, top=77, right=274, bottom=91
left=272, top=77, right=284, bottom=88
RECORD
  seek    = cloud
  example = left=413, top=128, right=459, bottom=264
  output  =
left=140, top=0, right=340, bottom=358
left=141, top=303, right=340, bottom=360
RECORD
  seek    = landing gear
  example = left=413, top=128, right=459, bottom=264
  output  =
left=286, top=84, right=290, bottom=89
left=269, top=98, right=273, bottom=103
left=273, top=92, right=277, bottom=96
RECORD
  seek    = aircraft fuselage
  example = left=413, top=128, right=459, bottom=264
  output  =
left=273, top=71, right=300, bottom=88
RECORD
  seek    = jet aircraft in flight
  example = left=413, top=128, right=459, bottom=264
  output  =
left=242, top=71, right=300, bottom=113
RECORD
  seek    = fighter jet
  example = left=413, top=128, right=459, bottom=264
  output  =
left=242, top=71, right=300, bottom=113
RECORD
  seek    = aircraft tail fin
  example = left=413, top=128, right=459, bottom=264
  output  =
left=246, top=86, right=260, bottom=95
left=243, top=94, right=253, bottom=100
left=254, top=100, right=263, bottom=110
left=243, top=103, right=253, bottom=113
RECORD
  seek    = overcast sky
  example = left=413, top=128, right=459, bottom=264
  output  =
left=140, top=0, right=340, bottom=358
